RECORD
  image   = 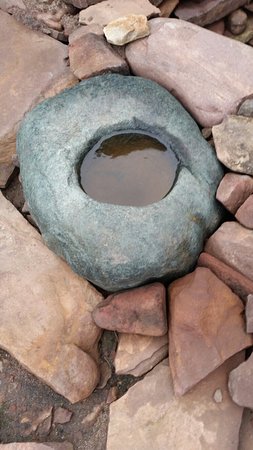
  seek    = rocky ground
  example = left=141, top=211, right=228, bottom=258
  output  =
left=2, top=0, right=253, bottom=449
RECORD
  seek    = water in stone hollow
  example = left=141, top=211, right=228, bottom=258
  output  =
left=80, top=131, right=179, bottom=207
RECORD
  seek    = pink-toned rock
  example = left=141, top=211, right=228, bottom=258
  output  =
left=68, top=24, right=103, bottom=44
left=64, top=0, right=103, bottom=8
left=229, top=352, right=253, bottom=409
left=206, top=19, right=225, bottom=34
left=107, top=355, right=244, bottom=450
left=69, top=33, right=129, bottom=80
left=174, top=0, right=248, bottom=26
left=0, top=444, right=73, bottom=450
left=0, top=162, right=16, bottom=188
left=53, top=407, right=73, bottom=424
left=216, top=173, right=253, bottom=214
left=93, top=283, right=167, bottom=336
left=159, top=0, right=179, bottom=17
left=198, top=252, right=253, bottom=301
left=239, top=409, right=253, bottom=450
left=79, top=0, right=160, bottom=27
left=114, top=333, right=168, bottom=376
left=0, top=193, right=103, bottom=403
left=246, top=295, right=253, bottom=333
left=126, top=18, right=253, bottom=127
left=0, top=0, right=26, bottom=11
left=213, top=115, right=253, bottom=175
left=169, top=267, right=252, bottom=396
left=236, top=194, right=253, bottom=228
left=205, top=221, right=253, bottom=282
left=0, top=11, right=70, bottom=164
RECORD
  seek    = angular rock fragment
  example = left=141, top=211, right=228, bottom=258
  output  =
left=198, top=252, right=253, bottom=301
left=239, top=409, right=253, bottom=450
left=216, top=173, right=253, bottom=214
left=79, top=0, right=160, bottom=27
left=93, top=283, right=167, bottom=336
left=53, top=407, right=73, bottom=424
left=0, top=193, right=103, bottom=403
left=205, top=221, right=253, bottom=282
left=229, top=353, right=253, bottom=409
left=236, top=194, right=253, bottom=228
left=213, top=116, right=253, bottom=175
left=104, top=15, right=150, bottom=46
left=107, top=356, right=244, bottom=450
left=126, top=19, right=253, bottom=127
left=227, top=9, right=247, bottom=35
left=115, top=333, right=168, bottom=376
left=0, top=11, right=70, bottom=164
left=169, top=267, right=252, bottom=396
left=68, top=24, right=103, bottom=44
left=0, top=163, right=16, bottom=189
left=159, top=0, right=179, bottom=17
left=174, top=0, right=248, bottom=26
left=69, top=33, right=129, bottom=79
left=206, top=19, right=225, bottom=34
left=246, top=295, right=253, bottom=333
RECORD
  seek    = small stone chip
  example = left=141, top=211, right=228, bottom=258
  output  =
left=213, top=388, right=223, bottom=403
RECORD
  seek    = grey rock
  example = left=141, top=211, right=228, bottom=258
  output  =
left=17, top=74, right=222, bottom=291
left=238, top=97, right=253, bottom=117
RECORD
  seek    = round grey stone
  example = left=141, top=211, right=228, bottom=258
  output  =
left=17, top=74, right=223, bottom=291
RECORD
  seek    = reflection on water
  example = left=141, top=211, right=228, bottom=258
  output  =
left=80, top=131, right=179, bottom=206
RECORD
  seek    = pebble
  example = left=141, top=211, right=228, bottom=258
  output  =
left=104, top=14, right=150, bottom=46
left=227, top=9, right=247, bottom=35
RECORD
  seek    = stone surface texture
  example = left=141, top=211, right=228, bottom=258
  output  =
left=227, top=8, right=248, bottom=35
left=0, top=163, right=16, bottom=188
left=205, top=221, right=253, bottom=282
left=64, top=0, right=103, bottom=8
left=160, top=0, right=179, bottom=17
left=0, top=0, right=26, bottom=11
left=238, top=96, right=253, bottom=117
left=0, top=193, right=103, bottom=403
left=114, top=333, right=168, bottom=376
left=107, top=356, right=244, bottom=450
left=103, top=15, right=150, bottom=46
left=93, top=283, right=167, bottom=336
left=213, top=115, right=253, bottom=175
left=69, top=33, right=129, bottom=80
left=17, top=74, right=222, bottom=291
left=79, top=0, right=160, bottom=26
left=236, top=194, right=253, bottom=228
left=216, top=173, right=253, bottom=214
left=126, top=18, right=253, bottom=127
left=0, top=444, right=73, bottom=450
left=0, top=11, right=69, bottom=164
left=169, top=267, right=252, bottom=396
left=174, top=0, right=249, bottom=26
left=206, top=19, right=225, bottom=34
left=229, top=353, right=253, bottom=409
left=69, top=24, right=103, bottom=44
left=239, top=409, right=253, bottom=450
left=246, top=295, right=253, bottom=333
left=198, top=252, right=253, bottom=301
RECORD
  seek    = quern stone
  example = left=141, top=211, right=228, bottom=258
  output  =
left=126, top=18, right=253, bottom=127
left=107, top=356, right=244, bottom=450
left=17, top=74, right=222, bottom=291
left=0, top=193, right=103, bottom=403
left=169, top=267, right=252, bottom=396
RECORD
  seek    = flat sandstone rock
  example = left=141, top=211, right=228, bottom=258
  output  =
left=0, top=193, right=103, bottom=403
left=0, top=11, right=69, bottom=164
left=126, top=18, right=253, bottom=127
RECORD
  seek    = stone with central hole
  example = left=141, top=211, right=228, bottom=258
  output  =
left=17, top=75, right=223, bottom=291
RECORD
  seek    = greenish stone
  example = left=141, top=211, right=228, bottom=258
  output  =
left=17, top=74, right=223, bottom=291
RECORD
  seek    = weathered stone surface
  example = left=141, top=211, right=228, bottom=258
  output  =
left=246, top=295, right=253, bottom=333
left=159, top=0, right=179, bottom=17
left=238, top=96, right=253, bottom=117
left=229, top=353, right=253, bottom=408
left=227, top=9, right=247, bottom=35
left=68, top=24, right=103, bottom=44
left=69, top=33, right=129, bottom=80
left=0, top=0, right=26, bottom=11
left=53, top=407, right=73, bottom=424
left=236, top=194, right=253, bottom=228
left=0, top=162, right=16, bottom=188
left=64, top=0, right=103, bottom=8
left=0, top=193, right=103, bottom=403
left=174, top=0, right=248, bottom=26
left=104, top=15, right=150, bottom=46
left=126, top=19, right=253, bottom=128
left=213, top=116, right=253, bottom=174
left=198, top=253, right=253, bottom=301
left=239, top=409, right=253, bottom=450
left=107, top=356, right=244, bottom=450
left=0, top=444, right=73, bottom=450
left=216, top=173, right=253, bottom=214
left=17, top=74, right=222, bottom=291
left=93, top=283, right=167, bottom=336
left=0, top=11, right=69, bottom=164
left=169, top=267, right=252, bottom=396
left=114, top=333, right=168, bottom=376
left=206, top=19, right=225, bottom=34
left=233, top=16, right=253, bottom=43
left=79, top=0, right=160, bottom=26
left=205, top=221, right=253, bottom=282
